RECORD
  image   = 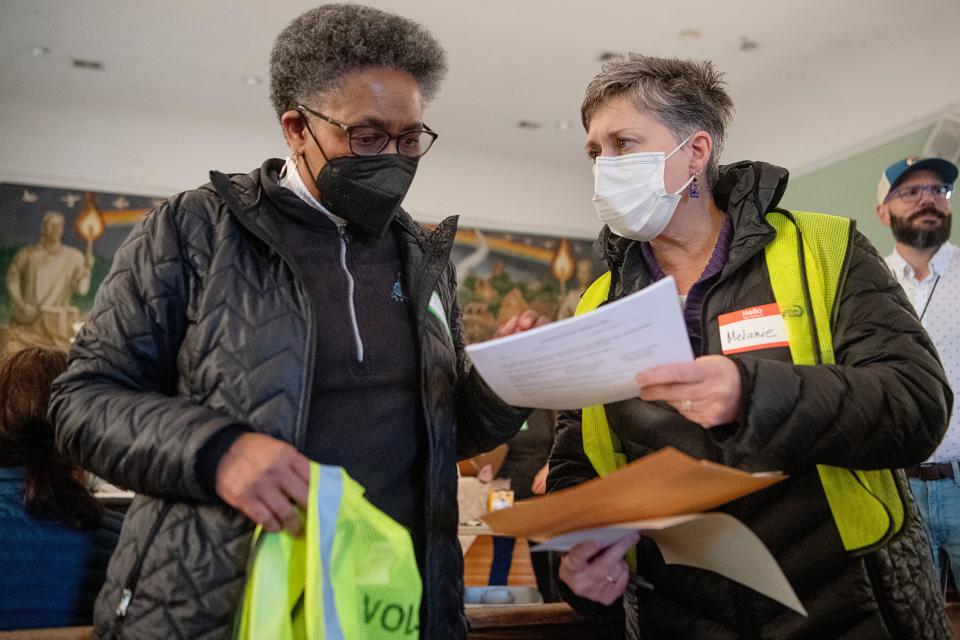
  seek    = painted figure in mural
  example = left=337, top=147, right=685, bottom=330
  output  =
left=454, top=231, right=600, bottom=342
left=549, top=54, right=952, bottom=639
left=3, top=211, right=93, bottom=356
left=556, top=258, right=598, bottom=319
left=876, top=156, right=960, bottom=597
left=49, top=5, right=546, bottom=639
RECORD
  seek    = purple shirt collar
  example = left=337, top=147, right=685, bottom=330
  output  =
left=639, top=214, right=733, bottom=354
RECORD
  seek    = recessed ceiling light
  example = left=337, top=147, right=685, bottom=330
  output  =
left=739, top=36, right=758, bottom=51
left=29, top=45, right=50, bottom=57
left=679, top=29, right=702, bottom=39
left=72, top=58, right=104, bottom=71
left=243, top=75, right=262, bottom=86
left=516, top=120, right=541, bottom=130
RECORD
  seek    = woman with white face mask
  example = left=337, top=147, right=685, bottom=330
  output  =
left=549, top=54, right=953, bottom=639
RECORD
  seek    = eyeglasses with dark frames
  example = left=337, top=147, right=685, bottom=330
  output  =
left=886, top=183, right=953, bottom=205
left=296, top=105, right=438, bottom=158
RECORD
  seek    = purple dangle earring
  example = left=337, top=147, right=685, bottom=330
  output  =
left=689, top=176, right=701, bottom=199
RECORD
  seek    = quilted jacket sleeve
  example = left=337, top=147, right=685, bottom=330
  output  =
left=546, top=408, right=630, bottom=618
left=715, top=231, right=952, bottom=470
left=447, top=264, right=530, bottom=459
left=50, top=194, right=241, bottom=502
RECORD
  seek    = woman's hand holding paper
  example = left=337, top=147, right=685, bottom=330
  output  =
left=635, top=355, right=741, bottom=428
left=558, top=532, right=641, bottom=605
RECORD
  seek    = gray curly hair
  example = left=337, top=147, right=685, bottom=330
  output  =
left=581, top=54, right=734, bottom=189
left=269, top=4, right=448, bottom=120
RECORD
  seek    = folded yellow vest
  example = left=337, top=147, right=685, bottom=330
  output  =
left=235, top=463, right=422, bottom=640
left=576, top=210, right=906, bottom=555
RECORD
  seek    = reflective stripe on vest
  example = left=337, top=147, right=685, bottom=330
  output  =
left=575, top=210, right=906, bottom=554
left=235, top=463, right=423, bottom=640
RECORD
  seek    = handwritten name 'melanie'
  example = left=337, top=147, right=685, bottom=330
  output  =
left=726, top=327, right=777, bottom=343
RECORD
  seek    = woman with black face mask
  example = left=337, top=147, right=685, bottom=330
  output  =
left=48, top=5, right=547, bottom=639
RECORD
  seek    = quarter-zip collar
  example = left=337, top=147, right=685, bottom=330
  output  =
left=278, top=156, right=347, bottom=226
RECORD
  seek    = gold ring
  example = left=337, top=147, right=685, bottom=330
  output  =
left=681, top=399, right=693, bottom=412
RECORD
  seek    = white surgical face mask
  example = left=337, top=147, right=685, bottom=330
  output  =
left=592, top=136, right=694, bottom=241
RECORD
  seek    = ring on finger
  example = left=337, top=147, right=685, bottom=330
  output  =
left=681, top=399, right=693, bottom=412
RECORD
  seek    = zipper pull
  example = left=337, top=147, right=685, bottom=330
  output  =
left=116, top=588, right=132, bottom=618
left=634, top=575, right=655, bottom=591
left=337, top=224, right=349, bottom=244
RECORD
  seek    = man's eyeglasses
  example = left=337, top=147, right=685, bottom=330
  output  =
left=886, top=183, right=953, bottom=205
left=296, top=105, right=438, bottom=158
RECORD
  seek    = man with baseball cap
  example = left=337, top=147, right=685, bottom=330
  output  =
left=877, top=155, right=959, bottom=596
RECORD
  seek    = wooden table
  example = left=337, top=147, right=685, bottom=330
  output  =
left=0, top=605, right=625, bottom=640
left=466, top=602, right=624, bottom=639
left=0, top=628, right=93, bottom=640
left=460, top=525, right=625, bottom=639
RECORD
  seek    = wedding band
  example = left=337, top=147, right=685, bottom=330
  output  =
left=604, top=574, right=616, bottom=584
left=681, top=399, right=693, bottom=412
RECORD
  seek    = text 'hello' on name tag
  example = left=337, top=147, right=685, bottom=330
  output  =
left=718, top=303, right=789, bottom=355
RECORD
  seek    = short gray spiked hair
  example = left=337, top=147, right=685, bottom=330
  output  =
left=581, top=54, right=734, bottom=189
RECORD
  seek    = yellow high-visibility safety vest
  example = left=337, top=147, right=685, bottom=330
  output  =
left=576, top=210, right=907, bottom=555
left=235, top=463, right=422, bottom=640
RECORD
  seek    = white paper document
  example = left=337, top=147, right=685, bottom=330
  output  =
left=531, top=512, right=807, bottom=616
left=465, top=276, right=694, bottom=410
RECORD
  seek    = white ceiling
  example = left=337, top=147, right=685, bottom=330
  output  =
left=2, top=0, right=960, bottom=235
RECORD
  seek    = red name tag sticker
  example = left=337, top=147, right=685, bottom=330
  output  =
left=718, top=303, right=789, bottom=355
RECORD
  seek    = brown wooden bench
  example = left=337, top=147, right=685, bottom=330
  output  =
left=0, top=628, right=94, bottom=640
left=466, top=602, right=624, bottom=640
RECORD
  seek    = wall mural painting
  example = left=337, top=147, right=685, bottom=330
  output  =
left=0, top=182, right=157, bottom=357
left=450, top=229, right=603, bottom=344
left=0, top=181, right=603, bottom=356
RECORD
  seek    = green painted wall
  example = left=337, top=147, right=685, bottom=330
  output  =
left=780, top=125, right=959, bottom=255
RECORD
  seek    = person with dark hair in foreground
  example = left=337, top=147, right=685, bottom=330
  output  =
left=49, top=5, right=540, bottom=639
left=0, top=347, right=121, bottom=630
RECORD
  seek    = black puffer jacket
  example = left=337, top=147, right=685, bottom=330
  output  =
left=549, top=161, right=953, bottom=639
left=49, top=160, right=526, bottom=639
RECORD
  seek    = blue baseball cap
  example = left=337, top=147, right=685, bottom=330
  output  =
left=877, top=156, right=958, bottom=204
